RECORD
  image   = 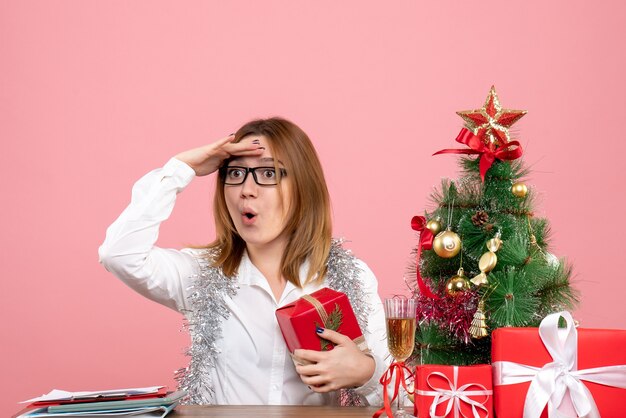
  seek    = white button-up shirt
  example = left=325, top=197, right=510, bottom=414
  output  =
left=99, top=158, right=389, bottom=406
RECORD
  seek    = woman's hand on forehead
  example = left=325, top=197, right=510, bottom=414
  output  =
left=175, top=134, right=265, bottom=177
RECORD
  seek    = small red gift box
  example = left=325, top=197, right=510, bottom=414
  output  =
left=413, top=364, right=493, bottom=418
left=275, top=288, right=368, bottom=357
left=492, top=311, right=626, bottom=418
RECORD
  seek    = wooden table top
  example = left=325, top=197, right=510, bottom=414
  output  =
left=172, top=405, right=403, bottom=417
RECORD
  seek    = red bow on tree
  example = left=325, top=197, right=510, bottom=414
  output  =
left=411, top=216, right=440, bottom=299
left=433, top=128, right=523, bottom=181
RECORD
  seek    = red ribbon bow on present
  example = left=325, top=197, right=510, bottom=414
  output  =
left=433, top=128, right=523, bottom=181
left=416, top=366, right=492, bottom=418
left=411, top=216, right=440, bottom=299
left=374, top=362, right=415, bottom=418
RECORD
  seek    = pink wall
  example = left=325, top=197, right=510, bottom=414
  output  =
left=2, top=1, right=626, bottom=414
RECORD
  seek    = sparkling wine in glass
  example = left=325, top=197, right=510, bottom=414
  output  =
left=384, top=297, right=416, bottom=417
left=386, top=316, right=416, bottom=362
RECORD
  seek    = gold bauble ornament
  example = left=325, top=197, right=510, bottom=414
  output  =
left=433, top=229, right=462, bottom=258
left=426, top=218, right=442, bottom=235
left=511, top=182, right=528, bottom=198
left=446, top=268, right=471, bottom=296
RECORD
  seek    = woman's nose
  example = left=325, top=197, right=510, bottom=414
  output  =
left=240, top=172, right=258, bottom=197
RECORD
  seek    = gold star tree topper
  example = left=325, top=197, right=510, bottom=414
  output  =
left=456, top=86, right=527, bottom=146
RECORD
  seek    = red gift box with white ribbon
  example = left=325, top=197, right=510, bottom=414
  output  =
left=492, top=311, right=626, bottom=418
left=414, top=364, right=493, bottom=418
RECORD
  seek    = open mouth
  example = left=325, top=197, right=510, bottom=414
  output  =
left=241, top=210, right=257, bottom=224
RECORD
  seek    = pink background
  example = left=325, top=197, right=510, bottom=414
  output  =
left=2, top=1, right=626, bottom=414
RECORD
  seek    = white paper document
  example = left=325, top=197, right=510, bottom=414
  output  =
left=20, top=387, right=165, bottom=404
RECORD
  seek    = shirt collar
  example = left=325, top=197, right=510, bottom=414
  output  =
left=238, top=251, right=318, bottom=303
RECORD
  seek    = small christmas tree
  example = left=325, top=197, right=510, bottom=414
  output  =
left=408, top=87, right=578, bottom=365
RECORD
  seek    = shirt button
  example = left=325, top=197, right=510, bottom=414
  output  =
left=272, top=384, right=279, bottom=391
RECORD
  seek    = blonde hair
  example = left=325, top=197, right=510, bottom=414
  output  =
left=207, top=117, right=332, bottom=287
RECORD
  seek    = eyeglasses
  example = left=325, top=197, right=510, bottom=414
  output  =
left=220, top=166, right=287, bottom=186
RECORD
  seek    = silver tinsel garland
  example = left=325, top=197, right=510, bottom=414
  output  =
left=325, top=239, right=371, bottom=406
left=174, top=248, right=238, bottom=405
left=175, top=239, right=372, bottom=406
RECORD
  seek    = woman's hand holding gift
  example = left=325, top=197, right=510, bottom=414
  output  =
left=294, top=328, right=375, bottom=393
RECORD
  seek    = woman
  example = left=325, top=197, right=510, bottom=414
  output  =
left=99, top=117, right=388, bottom=406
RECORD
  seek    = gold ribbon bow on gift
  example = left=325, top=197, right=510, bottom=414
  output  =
left=416, top=366, right=492, bottom=418
left=493, top=311, right=626, bottom=418
left=301, top=294, right=369, bottom=352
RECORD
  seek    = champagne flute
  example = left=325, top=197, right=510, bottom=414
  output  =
left=384, top=297, right=416, bottom=417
